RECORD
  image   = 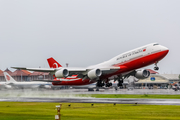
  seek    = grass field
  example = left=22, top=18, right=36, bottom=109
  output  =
left=79, top=94, right=180, bottom=99
left=0, top=102, right=180, bottom=120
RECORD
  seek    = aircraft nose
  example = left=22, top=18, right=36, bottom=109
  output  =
left=160, top=45, right=169, bottom=55
left=161, top=45, right=169, bottom=51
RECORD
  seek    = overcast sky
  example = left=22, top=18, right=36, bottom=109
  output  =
left=0, top=0, right=179, bottom=74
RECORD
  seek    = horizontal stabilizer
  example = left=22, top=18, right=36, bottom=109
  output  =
left=11, top=67, right=56, bottom=72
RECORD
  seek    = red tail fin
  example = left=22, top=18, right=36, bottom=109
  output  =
left=47, top=57, right=62, bottom=68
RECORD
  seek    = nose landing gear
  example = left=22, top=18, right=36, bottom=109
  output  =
left=154, top=62, right=159, bottom=71
left=154, top=66, right=159, bottom=71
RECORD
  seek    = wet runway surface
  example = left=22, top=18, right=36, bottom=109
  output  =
left=0, top=88, right=180, bottom=96
left=0, top=97, right=180, bottom=105
left=0, top=89, right=180, bottom=105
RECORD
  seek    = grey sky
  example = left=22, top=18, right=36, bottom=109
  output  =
left=0, top=0, right=179, bottom=74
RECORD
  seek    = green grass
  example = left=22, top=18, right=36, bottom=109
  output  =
left=79, top=94, right=180, bottom=99
left=0, top=102, right=180, bottom=120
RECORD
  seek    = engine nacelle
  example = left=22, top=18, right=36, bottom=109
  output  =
left=5, top=85, right=12, bottom=89
left=87, top=69, right=102, bottom=79
left=135, top=69, right=150, bottom=79
left=55, top=68, right=69, bottom=78
left=44, top=85, right=51, bottom=89
left=133, top=77, right=139, bottom=82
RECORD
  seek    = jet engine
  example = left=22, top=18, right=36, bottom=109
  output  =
left=135, top=69, right=150, bottom=79
left=87, top=69, right=102, bottom=79
left=55, top=68, right=69, bottom=78
left=5, top=85, right=12, bottom=89
left=44, top=85, right=51, bottom=89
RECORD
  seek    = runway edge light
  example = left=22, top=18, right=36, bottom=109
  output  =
left=55, top=103, right=62, bottom=120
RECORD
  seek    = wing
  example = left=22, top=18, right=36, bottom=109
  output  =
left=68, top=67, right=120, bottom=76
left=11, top=66, right=87, bottom=75
left=11, top=66, right=121, bottom=79
left=12, top=66, right=120, bottom=74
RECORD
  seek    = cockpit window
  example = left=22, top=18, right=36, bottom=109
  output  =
left=153, top=44, right=159, bottom=46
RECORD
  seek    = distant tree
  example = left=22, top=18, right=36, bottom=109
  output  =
left=179, top=74, right=180, bottom=80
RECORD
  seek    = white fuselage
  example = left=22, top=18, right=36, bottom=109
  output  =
left=0, top=82, right=12, bottom=88
left=53, top=43, right=169, bottom=86
left=89, top=43, right=168, bottom=69
left=10, top=82, right=52, bottom=89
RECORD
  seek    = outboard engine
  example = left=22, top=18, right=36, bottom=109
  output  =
left=55, top=68, right=69, bottom=78
left=135, top=69, right=150, bottom=79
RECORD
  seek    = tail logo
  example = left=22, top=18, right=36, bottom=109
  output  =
left=53, top=63, right=58, bottom=68
left=6, top=75, right=10, bottom=81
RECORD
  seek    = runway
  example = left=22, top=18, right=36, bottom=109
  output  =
left=0, top=88, right=180, bottom=96
left=0, top=97, right=180, bottom=105
left=0, top=89, right=180, bottom=105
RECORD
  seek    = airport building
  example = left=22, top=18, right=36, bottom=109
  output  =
left=135, top=70, right=180, bottom=89
left=135, top=74, right=169, bottom=89
left=0, top=68, right=53, bottom=82
left=160, top=74, right=180, bottom=83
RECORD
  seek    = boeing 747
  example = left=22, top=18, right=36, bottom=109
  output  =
left=12, top=43, right=169, bottom=87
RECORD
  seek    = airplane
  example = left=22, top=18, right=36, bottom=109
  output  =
left=12, top=43, right=169, bottom=88
left=170, top=82, right=180, bottom=91
left=0, top=82, right=11, bottom=89
left=3, top=72, right=52, bottom=89
left=70, top=83, right=97, bottom=91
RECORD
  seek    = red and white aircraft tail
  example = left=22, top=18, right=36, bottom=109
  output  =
left=47, top=57, right=62, bottom=68
left=4, top=72, right=17, bottom=83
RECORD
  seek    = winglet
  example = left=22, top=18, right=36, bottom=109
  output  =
left=4, top=72, right=17, bottom=83
left=47, top=57, right=62, bottom=68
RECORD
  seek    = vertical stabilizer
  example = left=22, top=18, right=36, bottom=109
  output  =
left=4, top=72, right=17, bottom=83
left=47, top=57, right=62, bottom=68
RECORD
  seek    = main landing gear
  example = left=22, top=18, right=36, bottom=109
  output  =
left=117, top=77, right=124, bottom=89
left=96, top=80, right=112, bottom=87
left=105, top=82, right=112, bottom=87
left=96, top=80, right=104, bottom=87
left=154, top=62, right=159, bottom=71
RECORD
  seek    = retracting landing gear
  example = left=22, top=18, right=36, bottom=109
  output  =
left=154, top=66, right=159, bottom=71
left=96, top=80, right=112, bottom=87
left=105, top=82, right=112, bottom=87
left=117, top=77, right=124, bottom=89
left=96, top=80, right=104, bottom=87
left=154, top=62, right=159, bottom=71
left=96, top=80, right=104, bottom=91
